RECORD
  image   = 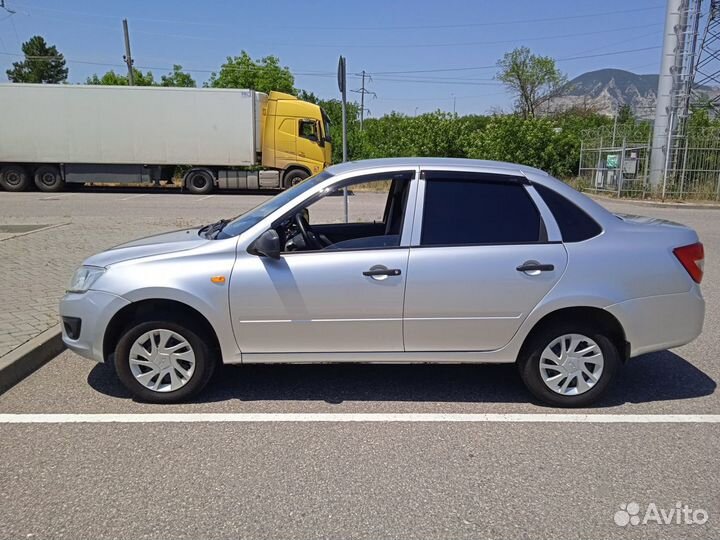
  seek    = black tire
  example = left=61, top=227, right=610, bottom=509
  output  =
left=33, top=165, right=65, bottom=192
left=184, top=169, right=214, bottom=195
left=283, top=169, right=309, bottom=189
left=115, top=320, right=217, bottom=403
left=0, top=164, right=31, bottom=192
left=518, top=321, right=620, bottom=408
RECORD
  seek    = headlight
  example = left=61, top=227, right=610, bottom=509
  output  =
left=67, top=266, right=105, bottom=293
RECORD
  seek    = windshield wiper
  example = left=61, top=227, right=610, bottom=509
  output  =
left=199, top=218, right=231, bottom=239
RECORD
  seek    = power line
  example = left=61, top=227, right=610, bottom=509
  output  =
left=286, top=23, right=663, bottom=49
left=371, top=46, right=663, bottom=75
left=0, top=0, right=15, bottom=14
left=20, top=4, right=665, bottom=31
left=19, top=9, right=661, bottom=50
left=0, top=45, right=663, bottom=84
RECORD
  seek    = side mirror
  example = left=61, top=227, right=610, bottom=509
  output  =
left=249, top=229, right=281, bottom=259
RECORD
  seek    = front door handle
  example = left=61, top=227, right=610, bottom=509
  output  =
left=363, top=268, right=402, bottom=277
left=516, top=261, right=555, bottom=273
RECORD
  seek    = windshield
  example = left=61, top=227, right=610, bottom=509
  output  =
left=216, top=170, right=334, bottom=239
left=321, top=109, right=332, bottom=142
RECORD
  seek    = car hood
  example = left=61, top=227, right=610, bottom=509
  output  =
left=84, top=228, right=209, bottom=267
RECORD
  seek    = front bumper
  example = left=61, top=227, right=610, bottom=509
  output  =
left=59, top=290, right=130, bottom=363
left=606, top=285, right=705, bottom=358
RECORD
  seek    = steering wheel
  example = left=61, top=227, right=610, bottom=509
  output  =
left=294, top=212, right=323, bottom=250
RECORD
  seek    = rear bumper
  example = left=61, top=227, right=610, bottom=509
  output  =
left=606, top=286, right=705, bottom=358
left=59, top=290, right=130, bottom=363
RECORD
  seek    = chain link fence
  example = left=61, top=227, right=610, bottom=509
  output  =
left=578, top=125, right=652, bottom=198
left=663, top=126, right=720, bottom=199
left=578, top=124, right=720, bottom=200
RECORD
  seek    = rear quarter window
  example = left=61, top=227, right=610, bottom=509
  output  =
left=533, top=183, right=602, bottom=242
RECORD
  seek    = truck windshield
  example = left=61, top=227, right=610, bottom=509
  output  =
left=321, top=109, right=332, bottom=142
left=215, top=170, right=334, bottom=239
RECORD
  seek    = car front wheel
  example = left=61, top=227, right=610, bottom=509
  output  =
left=115, top=320, right=216, bottom=403
left=518, top=323, right=620, bottom=407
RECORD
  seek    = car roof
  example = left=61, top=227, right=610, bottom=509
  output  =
left=326, top=157, right=549, bottom=177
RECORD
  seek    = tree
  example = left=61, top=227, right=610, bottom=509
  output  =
left=617, top=104, right=634, bottom=124
left=85, top=68, right=155, bottom=86
left=496, top=47, right=566, bottom=119
left=160, top=65, right=196, bottom=87
left=207, top=51, right=294, bottom=94
left=6, top=35, right=68, bottom=84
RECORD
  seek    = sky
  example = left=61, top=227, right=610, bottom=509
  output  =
left=0, top=0, right=668, bottom=116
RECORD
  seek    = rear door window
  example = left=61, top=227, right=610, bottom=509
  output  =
left=421, top=172, right=543, bottom=245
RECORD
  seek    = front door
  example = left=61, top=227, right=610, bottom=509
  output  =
left=230, top=249, right=409, bottom=353
left=229, top=171, right=415, bottom=354
left=403, top=171, right=568, bottom=352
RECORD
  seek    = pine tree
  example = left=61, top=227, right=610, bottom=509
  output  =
left=6, top=35, right=68, bottom=84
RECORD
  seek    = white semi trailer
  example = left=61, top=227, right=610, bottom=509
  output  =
left=0, top=83, right=332, bottom=193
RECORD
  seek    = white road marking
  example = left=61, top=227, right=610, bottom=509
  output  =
left=197, top=195, right=215, bottom=201
left=0, top=413, right=719, bottom=424
left=119, top=194, right=146, bottom=201
left=39, top=193, right=70, bottom=200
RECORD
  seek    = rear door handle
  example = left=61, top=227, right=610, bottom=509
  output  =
left=516, top=262, right=555, bottom=273
left=363, top=268, right=402, bottom=277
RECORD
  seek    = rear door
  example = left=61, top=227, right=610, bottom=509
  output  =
left=403, top=170, right=568, bottom=352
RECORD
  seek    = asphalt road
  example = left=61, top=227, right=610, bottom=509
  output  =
left=0, top=189, right=719, bottom=539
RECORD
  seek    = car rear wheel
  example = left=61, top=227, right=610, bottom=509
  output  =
left=115, top=320, right=216, bottom=403
left=518, top=322, right=620, bottom=407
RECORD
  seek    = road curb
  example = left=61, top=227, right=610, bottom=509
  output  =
left=0, top=324, right=64, bottom=395
left=588, top=193, right=720, bottom=210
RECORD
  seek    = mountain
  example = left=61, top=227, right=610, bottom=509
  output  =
left=546, top=68, right=720, bottom=119
left=547, top=69, right=659, bottom=119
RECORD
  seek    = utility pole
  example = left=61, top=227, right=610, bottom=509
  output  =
left=650, top=0, right=685, bottom=188
left=122, top=19, right=135, bottom=86
left=338, top=55, right=348, bottom=222
left=352, top=70, right=376, bottom=130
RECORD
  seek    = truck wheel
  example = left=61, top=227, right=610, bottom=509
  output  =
left=0, top=164, right=31, bottom=192
left=185, top=169, right=214, bottom=195
left=283, top=169, right=309, bottom=189
left=33, top=165, right=64, bottom=192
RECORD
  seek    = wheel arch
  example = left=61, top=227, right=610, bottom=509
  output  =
left=103, top=298, right=222, bottom=363
left=518, top=306, right=629, bottom=363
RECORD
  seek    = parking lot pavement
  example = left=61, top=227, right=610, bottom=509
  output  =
left=0, top=192, right=719, bottom=539
left=0, top=188, right=272, bottom=358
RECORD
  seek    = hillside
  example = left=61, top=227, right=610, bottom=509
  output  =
left=548, top=69, right=658, bottom=119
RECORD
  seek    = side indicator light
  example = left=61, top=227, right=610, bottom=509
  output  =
left=210, top=276, right=226, bottom=284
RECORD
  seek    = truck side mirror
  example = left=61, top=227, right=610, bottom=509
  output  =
left=249, top=229, right=281, bottom=259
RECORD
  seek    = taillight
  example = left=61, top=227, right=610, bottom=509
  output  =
left=673, top=242, right=704, bottom=283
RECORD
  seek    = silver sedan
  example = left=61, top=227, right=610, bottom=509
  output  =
left=59, top=158, right=705, bottom=406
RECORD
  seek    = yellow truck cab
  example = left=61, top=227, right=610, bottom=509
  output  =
left=262, top=91, right=333, bottom=187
